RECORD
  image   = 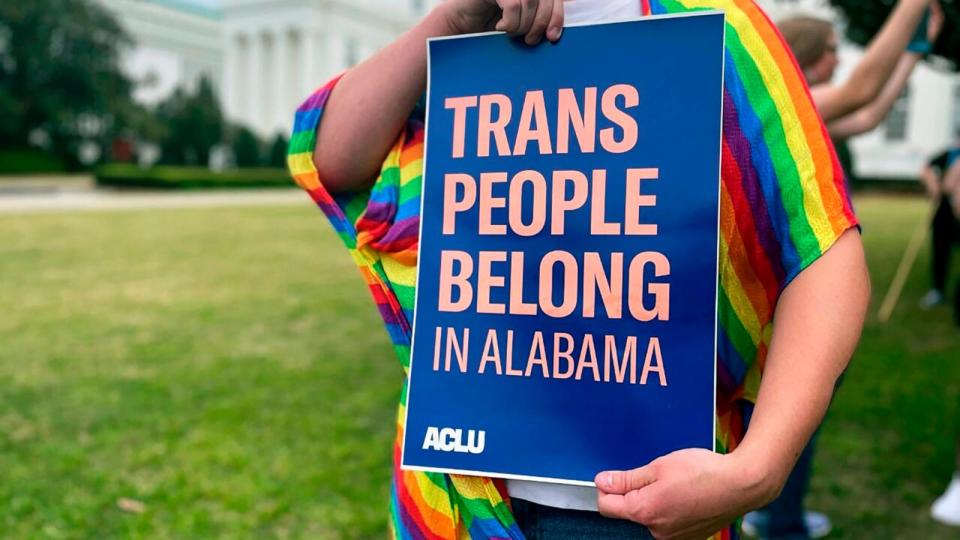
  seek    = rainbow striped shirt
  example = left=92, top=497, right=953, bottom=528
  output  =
left=287, top=0, right=857, bottom=538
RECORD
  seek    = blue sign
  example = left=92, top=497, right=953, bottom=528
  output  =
left=402, top=12, right=725, bottom=485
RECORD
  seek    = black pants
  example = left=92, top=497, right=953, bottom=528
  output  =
left=512, top=499, right=654, bottom=539
left=931, top=196, right=960, bottom=326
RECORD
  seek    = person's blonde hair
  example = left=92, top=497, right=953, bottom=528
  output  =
left=778, top=16, right=834, bottom=70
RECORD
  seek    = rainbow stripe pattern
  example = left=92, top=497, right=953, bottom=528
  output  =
left=287, top=1, right=857, bottom=537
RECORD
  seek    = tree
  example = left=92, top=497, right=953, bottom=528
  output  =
left=155, top=76, right=224, bottom=165
left=231, top=125, right=262, bottom=168
left=0, top=0, right=135, bottom=164
left=267, top=133, right=289, bottom=168
left=828, top=0, right=960, bottom=69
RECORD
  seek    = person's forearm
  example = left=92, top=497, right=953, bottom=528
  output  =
left=945, top=163, right=960, bottom=213
left=816, top=0, right=929, bottom=121
left=595, top=235, right=868, bottom=535
left=313, top=6, right=456, bottom=193
left=851, top=0, right=927, bottom=88
left=920, top=165, right=940, bottom=199
left=828, top=53, right=920, bottom=139
left=945, top=161, right=960, bottom=194
left=732, top=230, right=870, bottom=492
left=920, top=168, right=941, bottom=199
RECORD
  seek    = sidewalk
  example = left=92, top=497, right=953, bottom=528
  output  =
left=0, top=188, right=307, bottom=214
left=0, top=174, right=95, bottom=195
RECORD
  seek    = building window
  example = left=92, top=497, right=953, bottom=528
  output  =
left=884, top=85, right=910, bottom=141
left=345, top=37, right=359, bottom=67
left=953, top=84, right=960, bottom=137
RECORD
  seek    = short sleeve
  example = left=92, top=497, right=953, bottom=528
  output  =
left=948, top=149, right=960, bottom=169
left=286, top=75, right=426, bottom=358
left=650, top=0, right=859, bottom=428
left=717, top=1, right=858, bottom=291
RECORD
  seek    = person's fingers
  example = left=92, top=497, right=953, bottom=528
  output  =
left=595, top=466, right=656, bottom=495
left=514, top=0, right=538, bottom=38
left=597, top=488, right=655, bottom=522
left=496, top=0, right=521, bottom=33
left=597, top=492, right=630, bottom=519
left=525, top=0, right=554, bottom=44
left=546, top=0, right=564, bottom=42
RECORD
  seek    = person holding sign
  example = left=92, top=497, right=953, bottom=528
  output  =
left=287, top=0, right=878, bottom=538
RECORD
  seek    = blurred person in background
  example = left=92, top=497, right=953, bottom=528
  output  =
left=918, top=140, right=960, bottom=311
left=782, top=2, right=942, bottom=126
left=821, top=2, right=942, bottom=140
left=743, top=3, right=942, bottom=539
left=932, top=441, right=960, bottom=526
left=930, top=149, right=960, bottom=522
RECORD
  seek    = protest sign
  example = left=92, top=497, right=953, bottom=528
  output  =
left=402, top=11, right=725, bottom=485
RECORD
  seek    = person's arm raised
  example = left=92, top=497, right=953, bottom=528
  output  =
left=827, top=53, right=919, bottom=139
left=827, top=2, right=941, bottom=137
left=812, top=0, right=932, bottom=123
left=313, top=0, right=565, bottom=194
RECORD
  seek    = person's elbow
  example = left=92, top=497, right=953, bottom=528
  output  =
left=312, top=139, right=377, bottom=194
left=846, top=230, right=872, bottom=331
left=856, top=253, right=872, bottom=320
left=821, top=229, right=871, bottom=343
left=829, top=230, right=871, bottom=374
left=844, top=82, right=882, bottom=117
left=313, top=143, right=350, bottom=193
left=839, top=109, right=884, bottom=138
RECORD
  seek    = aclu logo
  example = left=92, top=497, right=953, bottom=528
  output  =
left=422, top=426, right=486, bottom=454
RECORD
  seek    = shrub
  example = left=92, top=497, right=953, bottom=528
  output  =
left=95, top=164, right=292, bottom=190
left=0, top=148, right=67, bottom=174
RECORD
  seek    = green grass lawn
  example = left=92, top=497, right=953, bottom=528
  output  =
left=809, top=195, right=960, bottom=539
left=0, top=195, right=957, bottom=539
left=0, top=205, right=396, bottom=539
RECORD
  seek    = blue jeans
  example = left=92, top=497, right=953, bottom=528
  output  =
left=512, top=499, right=654, bottom=539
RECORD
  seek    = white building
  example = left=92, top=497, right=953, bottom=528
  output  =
left=102, top=0, right=960, bottom=178
left=99, top=0, right=438, bottom=137
left=219, top=0, right=441, bottom=135
left=841, top=52, right=958, bottom=178
left=761, top=0, right=960, bottom=178
left=97, top=0, right=224, bottom=105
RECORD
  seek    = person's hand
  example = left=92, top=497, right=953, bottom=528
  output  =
left=595, top=448, right=782, bottom=540
left=927, top=177, right=942, bottom=201
left=928, top=1, right=944, bottom=45
left=441, top=0, right=565, bottom=44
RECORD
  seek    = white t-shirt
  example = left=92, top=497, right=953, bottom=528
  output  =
left=563, top=0, right=643, bottom=25
left=504, top=0, right=643, bottom=513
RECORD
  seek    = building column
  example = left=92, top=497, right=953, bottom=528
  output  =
left=272, top=28, right=291, bottom=134
left=323, top=32, right=349, bottom=81
left=287, top=29, right=303, bottom=105
left=360, top=43, right=377, bottom=65
left=261, top=33, right=275, bottom=136
left=223, top=33, right=240, bottom=120
left=301, top=27, right=319, bottom=98
left=232, top=33, right=249, bottom=127
left=247, top=31, right=265, bottom=133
